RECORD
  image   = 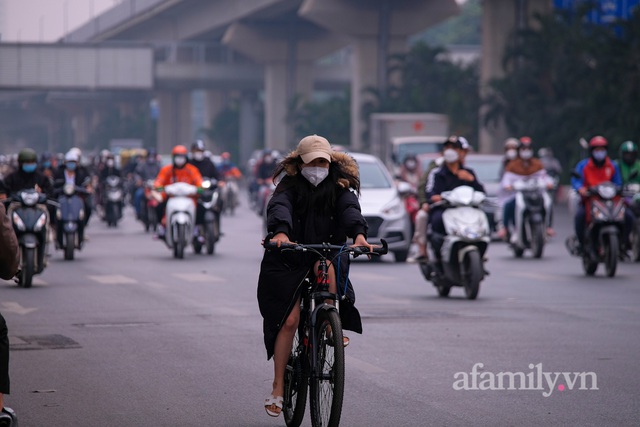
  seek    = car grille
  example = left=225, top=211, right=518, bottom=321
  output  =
left=364, top=216, right=384, bottom=237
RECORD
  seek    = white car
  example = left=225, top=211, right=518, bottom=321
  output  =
left=349, top=152, right=412, bottom=262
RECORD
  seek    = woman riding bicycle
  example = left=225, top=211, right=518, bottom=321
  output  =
left=258, top=135, right=374, bottom=418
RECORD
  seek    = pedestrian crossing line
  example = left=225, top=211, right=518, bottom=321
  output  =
left=346, top=355, right=387, bottom=374
left=172, top=273, right=225, bottom=283
left=87, top=275, right=138, bottom=284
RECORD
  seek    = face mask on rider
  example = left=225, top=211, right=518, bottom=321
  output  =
left=301, top=167, right=329, bottom=187
left=506, top=149, right=518, bottom=160
left=66, top=162, right=77, bottom=171
left=592, top=149, right=607, bottom=162
left=519, top=149, right=533, bottom=160
left=443, top=148, right=459, bottom=164
left=404, top=160, right=417, bottom=170
left=173, top=155, right=187, bottom=167
left=193, top=152, right=204, bottom=161
left=22, top=163, right=37, bottom=173
left=106, top=159, right=115, bottom=167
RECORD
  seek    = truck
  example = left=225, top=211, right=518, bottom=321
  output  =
left=368, top=112, right=449, bottom=171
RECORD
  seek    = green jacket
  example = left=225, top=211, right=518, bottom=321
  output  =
left=617, top=160, right=640, bottom=184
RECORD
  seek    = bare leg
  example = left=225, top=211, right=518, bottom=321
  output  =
left=268, top=298, right=300, bottom=414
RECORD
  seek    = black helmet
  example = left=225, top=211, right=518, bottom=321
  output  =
left=18, top=148, right=38, bottom=164
left=191, top=140, right=206, bottom=152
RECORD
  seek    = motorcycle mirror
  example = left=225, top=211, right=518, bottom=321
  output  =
left=630, top=170, right=639, bottom=180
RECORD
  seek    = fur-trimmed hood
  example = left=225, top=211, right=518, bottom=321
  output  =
left=277, top=150, right=360, bottom=190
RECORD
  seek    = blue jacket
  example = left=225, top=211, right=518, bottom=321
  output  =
left=571, top=158, right=622, bottom=191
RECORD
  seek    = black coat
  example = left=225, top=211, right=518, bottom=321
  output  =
left=257, top=173, right=368, bottom=360
left=0, top=169, right=54, bottom=199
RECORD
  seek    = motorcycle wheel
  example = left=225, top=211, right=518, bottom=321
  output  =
left=206, top=222, right=217, bottom=255
left=436, top=283, right=451, bottom=297
left=531, top=222, right=545, bottom=259
left=463, top=250, right=482, bottom=300
left=193, top=227, right=203, bottom=254
left=604, top=233, right=618, bottom=277
left=21, top=247, right=35, bottom=288
left=64, top=232, right=75, bottom=260
left=513, top=246, right=524, bottom=258
left=173, top=224, right=186, bottom=259
left=632, top=226, right=640, bottom=262
left=582, top=254, right=598, bottom=276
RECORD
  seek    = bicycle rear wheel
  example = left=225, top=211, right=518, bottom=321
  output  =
left=284, top=329, right=308, bottom=427
left=310, top=309, right=345, bottom=427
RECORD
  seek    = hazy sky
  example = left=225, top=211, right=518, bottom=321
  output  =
left=1, top=0, right=121, bottom=42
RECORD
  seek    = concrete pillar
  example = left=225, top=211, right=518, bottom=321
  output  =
left=239, top=90, right=260, bottom=168
left=156, top=90, right=192, bottom=154
left=71, top=111, right=90, bottom=150
left=479, top=0, right=553, bottom=153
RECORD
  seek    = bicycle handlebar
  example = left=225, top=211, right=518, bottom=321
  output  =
left=262, top=234, right=388, bottom=257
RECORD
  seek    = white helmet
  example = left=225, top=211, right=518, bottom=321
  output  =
left=65, top=150, right=79, bottom=162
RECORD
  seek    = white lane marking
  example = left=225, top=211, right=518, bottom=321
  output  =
left=33, top=277, right=48, bottom=286
left=346, top=355, right=387, bottom=374
left=87, top=275, right=138, bottom=284
left=172, top=273, right=224, bottom=283
left=142, top=281, right=168, bottom=290
left=1, top=302, right=38, bottom=315
left=507, top=272, right=569, bottom=282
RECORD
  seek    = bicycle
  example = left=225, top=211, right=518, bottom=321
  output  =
left=262, top=236, right=388, bottom=427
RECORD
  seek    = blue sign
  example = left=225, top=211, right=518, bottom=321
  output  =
left=554, top=0, right=640, bottom=23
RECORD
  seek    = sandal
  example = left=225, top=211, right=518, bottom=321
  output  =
left=264, top=395, right=283, bottom=417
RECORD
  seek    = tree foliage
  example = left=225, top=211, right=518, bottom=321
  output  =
left=483, top=5, right=640, bottom=170
left=363, top=42, right=480, bottom=146
left=287, top=91, right=351, bottom=148
left=414, top=0, right=481, bottom=46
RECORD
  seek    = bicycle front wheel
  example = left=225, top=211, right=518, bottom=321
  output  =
left=284, top=329, right=308, bottom=427
left=310, top=309, right=345, bottom=427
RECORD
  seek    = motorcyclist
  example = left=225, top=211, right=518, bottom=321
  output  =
left=571, top=136, right=633, bottom=253
left=53, top=150, right=93, bottom=246
left=97, top=153, right=122, bottom=216
left=189, top=140, right=220, bottom=181
left=538, top=147, right=563, bottom=180
left=0, top=148, right=54, bottom=208
left=133, top=149, right=161, bottom=219
left=218, top=152, right=242, bottom=180
left=427, top=136, right=484, bottom=255
left=498, top=137, right=555, bottom=240
left=153, top=145, right=203, bottom=239
left=501, top=137, right=520, bottom=177
left=398, top=153, right=421, bottom=191
left=617, top=141, right=640, bottom=184
left=38, top=152, right=56, bottom=184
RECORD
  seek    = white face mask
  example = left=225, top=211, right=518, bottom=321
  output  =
left=405, top=160, right=417, bottom=170
left=506, top=149, right=518, bottom=160
left=592, top=150, right=607, bottom=162
left=106, top=159, right=115, bottom=167
left=173, top=156, right=187, bottom=167
left=443, top=148, right=459, bottom=164
left=301, top=166, right=329, bottom=186
left=519, top=149, right=533, bottom=160
left=193, top=152, right=204, bottom=161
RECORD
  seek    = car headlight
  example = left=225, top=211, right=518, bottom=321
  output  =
left=382, top=199, right=404, bottom=216
left=12, top=211, right=26, bottom=231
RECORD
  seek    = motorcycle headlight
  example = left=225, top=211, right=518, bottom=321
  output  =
left=64, top=184, right=75, bottom=196
left=33, top=212, right=48, bottom=232
left=382, top=199, right=404, bottom=216
left=12, top=211, right=26, bottom=231
left=591, top=202, right=608, bottom=221
left=21, top=191, right=39, bottom=206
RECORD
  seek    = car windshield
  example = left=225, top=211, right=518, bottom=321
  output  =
left=358, top=161, right=393, bottom=189
left=465, top=159, right=502, bottom=183
left=397, top=143, right=440, bottom=163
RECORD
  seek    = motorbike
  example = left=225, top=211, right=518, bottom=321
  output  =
left=162, top=182, right=198, bottom=259
left=103, top=175, right=124, bottom=227
left=193, top=178, right=221, bottom=255
left=507, top=177, right=553, bottom=258
left=420, top=186, right=490, bottom=300
left=141, top=179, right=161, bottom=232
left=5, top=189, right=50, bottom=287
left=623, top=181, right=640, bottom=262
left=255, top=177, right=275, bottom=217
left=221, top=178, right=240, bottom=215
left=565, top=181, right=626, bottom=277
left=56, top=182, right=88, bottom=261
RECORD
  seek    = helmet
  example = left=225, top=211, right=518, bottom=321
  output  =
left=69, top=147, right=82, bottom=158
left=191, top=140, right=205, bottom=152
left=538, top=148, right=550, bottom=158
left=519, top=136, right=532, bottom=147
left=589, top=136, right=608, bottom=148
left=172, top=145, right=188, bottom=156
left=18, top=148, right=37, bottom=164
left=504, top=138, right=519, bottom=149
left=620, top=141, right=638, bottom=153
left=65, top=150, right=79, bottom=162
left=221, top=152, right=231, bottom=160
